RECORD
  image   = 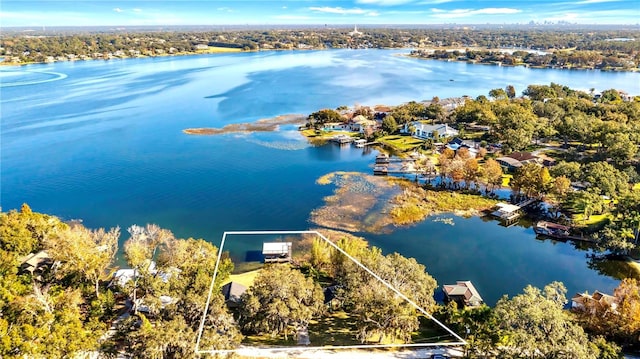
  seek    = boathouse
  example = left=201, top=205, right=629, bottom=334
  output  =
left=443, top=281, right=483, bottom=307
left=491, top=202, right=521, bottom=226
left=262, top=242, right=292, bottom=263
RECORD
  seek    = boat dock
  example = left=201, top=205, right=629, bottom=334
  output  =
left=330, top=135, right=354, bottom=144
left=534, top=221, right=596, bottom=243
left=491, top=198, right=539, bottom=226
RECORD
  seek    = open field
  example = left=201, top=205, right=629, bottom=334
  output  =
left=377, top=135, right=424, bottom=152
left=222, top=269, right=261, bottom=288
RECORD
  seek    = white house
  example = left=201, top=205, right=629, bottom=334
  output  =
left=404, top=122, right=458, bottom=140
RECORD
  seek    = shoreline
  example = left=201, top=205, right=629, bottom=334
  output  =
left=4, top=47, right=638, bottom=74
left=406, top=53, right=640, bottom=73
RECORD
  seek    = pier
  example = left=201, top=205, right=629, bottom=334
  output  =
left=491, top=198, right=539, bottom=226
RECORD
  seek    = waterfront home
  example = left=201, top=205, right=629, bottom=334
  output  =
left=19, top=250, right=54, bottom=277
left=446, top=137, right=479, bottom=157
left=571, top=290, right=617, bottom=313
left=222, top=282, right=247, bottom=308
left=404, top=122, right=458, bottom=140
left=323, top=122, right=349, bottom=131
left=263, top=242, right=292, bottom=263
left=496, top=156, right=523, bottom=172
left=350, top=115, right=378, bottom=133
left=443, top=281, right=483, bottom=307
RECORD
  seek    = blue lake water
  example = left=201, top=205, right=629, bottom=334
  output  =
left=2, top=49, right=639, bottom=305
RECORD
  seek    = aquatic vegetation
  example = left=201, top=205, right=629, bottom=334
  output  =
left=183, top=114, right=305, bottom=135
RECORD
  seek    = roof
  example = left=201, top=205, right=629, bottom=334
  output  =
left=443, top=281, right=483, bottom=306
left=496, top=156, right=523, bottom=168
left=222, top=282, right=247, bottom=303
left=413, top=123, right=459, bottom=136
left=19, top=250, right=52, bottom=272
left=262, top=242, right=292, bottom=255
left=572, top=290, right=616, bottom=310
left=507, top=152, right=537, bottom=162
left=495, top=202, right=520, bottom=213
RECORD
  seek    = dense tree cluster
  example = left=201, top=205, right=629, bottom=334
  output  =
left=0, top=205, right=241, bottom=358
left=413, top=47, right=640, bottom=71
left=3, top=27, right=639, bottom=67
left=438, top=282, right=629, bottom=358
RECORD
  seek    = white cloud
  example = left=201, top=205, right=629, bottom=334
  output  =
left=309, top=6, right=380, bottom=16
left=217, top=7, right=233, bottom=12
left=133, top=8, right=142, bottom=13
left=282, top=6, right=288, bottom=9
left=431, top=7, right=522, bottom=18
left=113, top=8, right=123, bottom=13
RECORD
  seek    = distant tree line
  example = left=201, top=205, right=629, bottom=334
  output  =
left=2, top=27, right=639, bottom=66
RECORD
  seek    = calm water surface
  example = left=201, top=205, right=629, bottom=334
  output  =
left=2, top=49, right=639, bottom=304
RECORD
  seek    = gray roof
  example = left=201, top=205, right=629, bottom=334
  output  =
left=496, top=156, right=523, bottom=168
left=221, top=282, right=247, bottom=303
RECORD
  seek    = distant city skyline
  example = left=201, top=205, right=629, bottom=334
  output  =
left=2, top=0, right=639, bottom=27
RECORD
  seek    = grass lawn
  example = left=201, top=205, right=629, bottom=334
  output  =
left=501, top=174, right=513, bottom=187
left=221, top=269, right=261, bottom=288
left=301, top=129, right=359, bottom=140
left=378, top=135, right=425, bottom=152
left=244, top=311, right=452, bottom=348
left=572, top=213, right=613, bottom=232
left=629, top=260, right=640, bottom=277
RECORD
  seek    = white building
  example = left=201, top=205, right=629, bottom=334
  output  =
left=404, top=122, right=459, bottom=140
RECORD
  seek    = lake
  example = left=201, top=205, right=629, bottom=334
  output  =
left=2, top=49, right=639, bottom=305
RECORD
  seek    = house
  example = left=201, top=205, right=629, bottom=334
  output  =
left=443, top=281, right=483, bottom=307
left=496, top=156, right=523, bottom=172
left=323, top=122, right=349, bottom=131
left=19, top=250, right=54, bottom=276
left=350, top=115, right=377, bottom=133
left=110, top=268, right=136, bottom=288
left=221, top=282, right=247, bottom=308
left=507, top=151, right=538, bottom=164
left=263, top=242, right=292, bottom=263
left=571, top=290, right=617, bottom=313
left=446, top=137, right=479, bottom=157
left=404, top=122, right=458, bottom=140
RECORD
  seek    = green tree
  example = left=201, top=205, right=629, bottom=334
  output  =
left=506, top=85, right=517, bottom=99
left=381, top=115, right=398, bottom=134
left=482, top=158, right=504, bottom=193
left=0, top=204, right=67, bottom=255
left=488, top=88, right=507, bottom=100
left=493, top=282, right=598, bottom=359
left=46, top=225, right=120, bottom=297
left=307, top=109, right=343, bottom=128
left=239, top=265, right=323, bottom=340
left=581, top=161, right=629, bottom=198
left=341, top=249, right=437, bottom=343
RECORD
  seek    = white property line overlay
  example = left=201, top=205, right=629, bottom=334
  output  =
left=195, top=230, right=467, bottom=355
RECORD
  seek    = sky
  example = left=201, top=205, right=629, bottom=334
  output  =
left=1, top=0, right=639, bottom=27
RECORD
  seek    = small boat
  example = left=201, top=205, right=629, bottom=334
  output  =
left=534, top=221, right=570, bottom=238
left=373, top=165, right=388, bottom=175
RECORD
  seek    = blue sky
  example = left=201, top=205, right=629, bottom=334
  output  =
left=2, top=0, right=639, bottom=27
